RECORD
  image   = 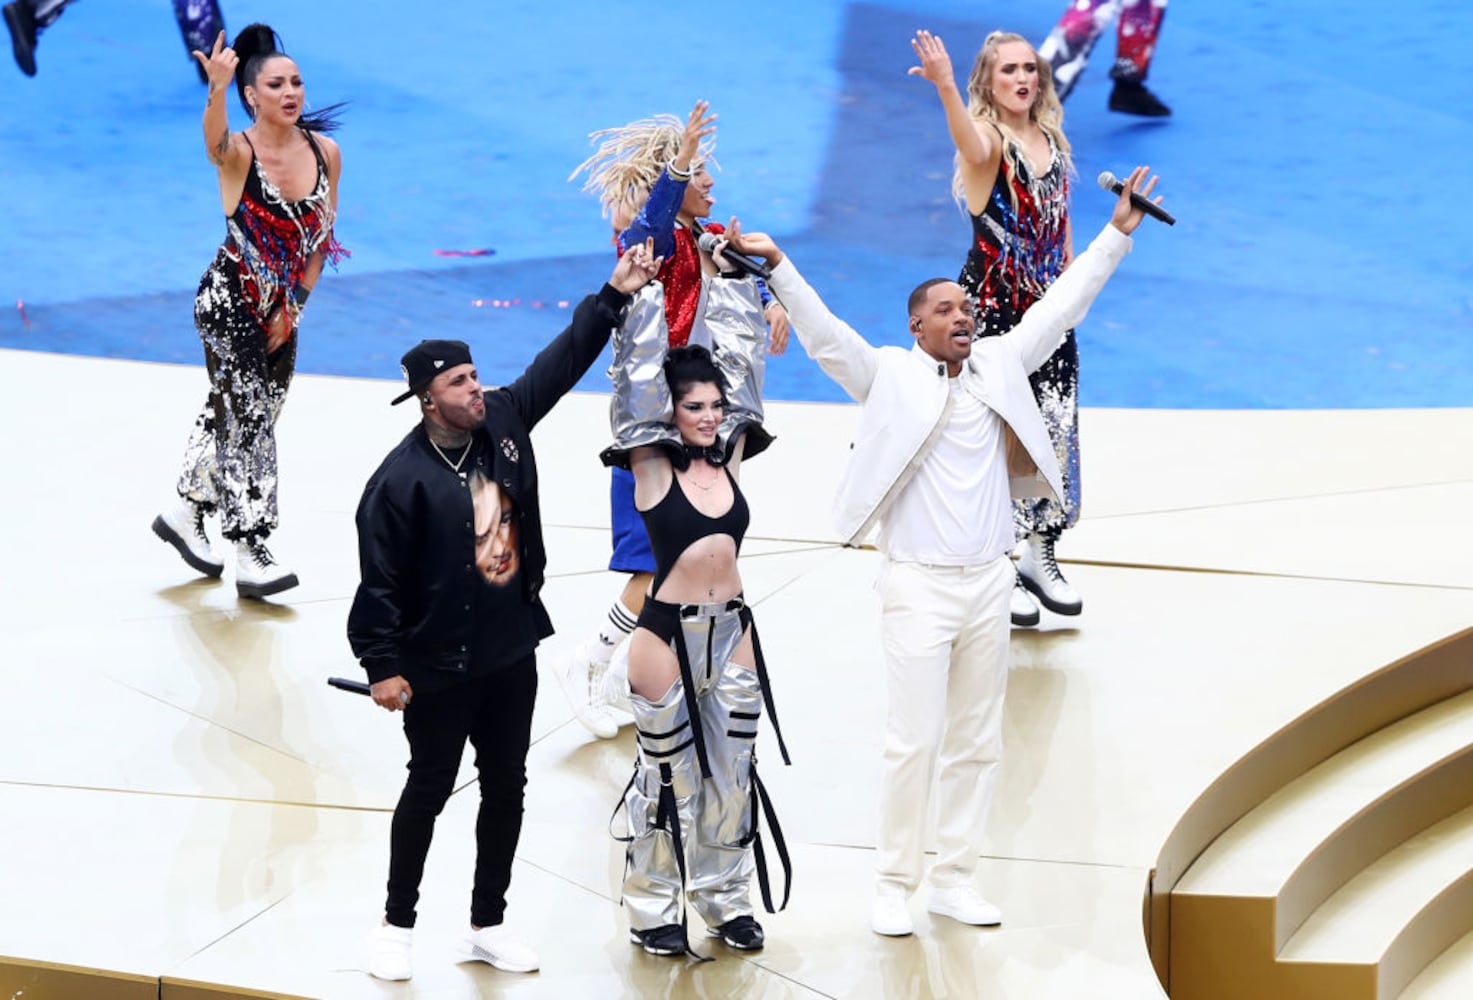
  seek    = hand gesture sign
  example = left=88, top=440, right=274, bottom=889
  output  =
left=610, top=238, right=664, bottom=294
left=908, top=30, right=955, bottom=90
left=191, top=30, right=238, bottom=91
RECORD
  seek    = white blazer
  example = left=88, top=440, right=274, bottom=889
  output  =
left=765, top=224, right=1133, bottom=546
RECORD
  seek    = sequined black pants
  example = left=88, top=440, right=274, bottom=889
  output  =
left=176, top=262, right=295, bottom=543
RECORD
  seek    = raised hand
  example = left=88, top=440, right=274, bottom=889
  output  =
left=1110, top=165, right=1164, bottom=236
left=674, top=100, right=717, bottom=173
left=610, top=237, right=663, bottom=293
left=191, top=30, right=238, bottom=91
left=724, top=218, right=783, bottom=268
left=908, top=30, right=956, bottom=89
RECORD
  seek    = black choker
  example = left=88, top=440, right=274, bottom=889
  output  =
left=684, top=443, right=725, bottom=466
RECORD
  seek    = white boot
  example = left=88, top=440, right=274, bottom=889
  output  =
left=554, top=640, right=619, bottom=739
left=1010, top=578, right=1040, bottom=628
left=151, top=499, right=224, bottom=578
left=234, top=538, right=299, bottom=599
left=1016, top=533, right=1082, bottom=615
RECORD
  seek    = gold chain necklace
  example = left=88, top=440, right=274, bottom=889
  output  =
left=686, top=465, right=720, bottom=491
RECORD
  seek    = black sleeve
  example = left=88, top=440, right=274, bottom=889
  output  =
left=346, top=477, right=414, bottom=684
left=505, top=283, right=629, bottom=431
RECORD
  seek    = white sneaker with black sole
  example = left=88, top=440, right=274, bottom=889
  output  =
left=234, top=539, right=299, bottom=599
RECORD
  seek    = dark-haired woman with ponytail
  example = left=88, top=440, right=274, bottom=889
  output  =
left=602, top=243, right=791, bottom=960
left=151, top=24, right=345, bottom=598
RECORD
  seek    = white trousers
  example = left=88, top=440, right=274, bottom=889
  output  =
left=874, top=555, right=1012, bottom=895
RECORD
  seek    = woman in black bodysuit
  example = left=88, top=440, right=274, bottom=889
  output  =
left=603, top=259, right=790, bottom=960
left=151, top=23, right=344, bottom=598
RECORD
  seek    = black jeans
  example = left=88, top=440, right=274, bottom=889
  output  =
left=384, top=657, right=537, bottom=929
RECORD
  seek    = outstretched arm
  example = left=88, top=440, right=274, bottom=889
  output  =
left=617, top=101, right=717, bottom=258
left=507, top=241, right=661, bottom=430
left=191, top=31, right=250, bottom=174
left=726, top=223, right=881, bottom=402
left=909, top=30, right=1001, bottom=214
left=1009, top=166, right=1164, bottom=372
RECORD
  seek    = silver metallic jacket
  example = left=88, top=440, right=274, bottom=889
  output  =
left=601, top=274, right=773, bottom=470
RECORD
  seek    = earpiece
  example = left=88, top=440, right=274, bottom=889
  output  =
left=422, top=395, right=433, bottom=406
left=910, top=318, right=921, bottom=332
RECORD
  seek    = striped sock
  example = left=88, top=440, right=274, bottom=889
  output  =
left=591, top=599, right=638, bottom=665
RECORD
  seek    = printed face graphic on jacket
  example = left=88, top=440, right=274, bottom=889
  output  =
left=471, top=472, right=519, bottom=586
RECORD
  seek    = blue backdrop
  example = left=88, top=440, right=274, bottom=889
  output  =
left=2, top=0, right=1469, bottom=407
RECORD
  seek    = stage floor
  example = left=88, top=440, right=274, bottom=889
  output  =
left=3, top=349, right=1471, bottom=998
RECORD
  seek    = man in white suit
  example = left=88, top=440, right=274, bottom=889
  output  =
left=725, top=167, right=1163, bottom=936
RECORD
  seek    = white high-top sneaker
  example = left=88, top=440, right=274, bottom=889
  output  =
left=1016, top=533, right=1082, bottom=615
left=234, top=538, right=299, bottom=599
left=554, top=640, right=619, bottom=739
left=151, top=500, right=224, bottom=578
left=1010, top=577, right=1040, bottom=627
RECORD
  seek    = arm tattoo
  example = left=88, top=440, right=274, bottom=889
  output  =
left=210, top=129, right=230, bottom=166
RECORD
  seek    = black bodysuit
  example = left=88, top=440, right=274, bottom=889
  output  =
left=640, top=468, right=750, bottom=598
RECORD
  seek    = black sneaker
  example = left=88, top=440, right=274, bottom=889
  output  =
left=1108, top=80, right=1172, bottom=117
left=629, top=924, right=686, bottom=957
left=708, top=915, right=764, bottom=950
left=4, top=2, right=37, bottom=77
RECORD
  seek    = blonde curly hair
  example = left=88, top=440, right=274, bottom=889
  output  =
left=569, top=114, right=718, bottom=222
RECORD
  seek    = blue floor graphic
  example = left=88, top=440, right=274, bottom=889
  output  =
left=1, top=1, right=1470, bottom=407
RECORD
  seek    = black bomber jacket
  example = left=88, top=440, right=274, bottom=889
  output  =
left=347, top=283, right=630, bottom=684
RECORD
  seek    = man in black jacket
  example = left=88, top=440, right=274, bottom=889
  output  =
left=349, top=242, right=660, bottom=982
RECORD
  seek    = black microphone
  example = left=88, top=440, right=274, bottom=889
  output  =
left=329, top=676, right=411, bottom=704
left=1097, top=171, right=1175, bottom=226
left=696, top=232, right=772, bottom=280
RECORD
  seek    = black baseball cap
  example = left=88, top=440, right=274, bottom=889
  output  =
left=391, top=339, right=475, bottom=405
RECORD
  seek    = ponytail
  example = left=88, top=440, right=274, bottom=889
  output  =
left=231, top=22, right=346, bottom=134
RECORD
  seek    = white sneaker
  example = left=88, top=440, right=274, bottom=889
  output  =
left=926, top=885, right=1002, bottom=926
left=871, top=893, right=914, bottom=936
left=234, top=539, right=299, bottom=599
left=152, top=500, right=224, bottom=578
left=1010, top=578, right=1040, bottom=628
left=554, top=640, right=618, bottom=739
left=1016, top=533, right=1082, bottom=615
left=368, top=923, right=413, bottom=981
left=459, top=924, right=539, bottom=973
